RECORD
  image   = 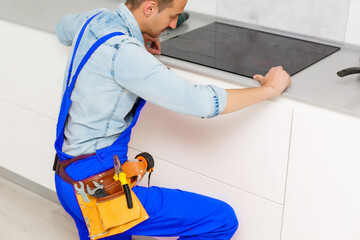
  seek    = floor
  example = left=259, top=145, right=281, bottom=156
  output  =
left=0, top=176, right=78, bottom=239
left=0, top=176, right=174, bottom=240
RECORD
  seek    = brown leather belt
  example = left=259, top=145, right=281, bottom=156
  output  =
left=53, top=153, right=96, bottom=185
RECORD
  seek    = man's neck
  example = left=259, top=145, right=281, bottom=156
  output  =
left=125, top=3, right=145, bottom=34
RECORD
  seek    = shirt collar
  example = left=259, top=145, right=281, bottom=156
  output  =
left=115, top=3, right=144, bottom=45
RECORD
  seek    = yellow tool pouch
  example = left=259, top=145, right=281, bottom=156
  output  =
left=73, top=158, right=152, bottom=240
left=75, top=186, right=148, bottom=239
left=98, top=191, right=147, bottom=230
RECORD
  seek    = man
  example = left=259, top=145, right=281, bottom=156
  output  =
left=54, top=0, right=291, bottom=239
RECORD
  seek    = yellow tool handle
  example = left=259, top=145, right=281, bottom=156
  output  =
left=113, top=172, right=133, bottom=209
left=118, top=172, right=132, bottom=208
left=118, top=172, right=128, bottom=185
left=112, top=172, right=128, bottom=183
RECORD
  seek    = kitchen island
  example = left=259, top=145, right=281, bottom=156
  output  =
left=0, top=9, right=359, bottom=240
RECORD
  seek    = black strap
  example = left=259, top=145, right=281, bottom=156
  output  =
left=52, top=154, right=59, bottom=172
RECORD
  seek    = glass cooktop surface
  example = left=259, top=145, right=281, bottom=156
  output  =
left=161, top=22, right=340, bottom=78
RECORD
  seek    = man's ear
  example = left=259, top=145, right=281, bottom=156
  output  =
left=143, top=1, right=158, bottom=17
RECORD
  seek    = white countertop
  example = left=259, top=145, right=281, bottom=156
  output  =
left=158, top=13, right=360, bottom=117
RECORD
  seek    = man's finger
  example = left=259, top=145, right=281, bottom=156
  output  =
left=253, top=74, right=264, bottom=83
left=146, top=46, right=161, bottom=55
left=287, top=78, right=292, bottom=87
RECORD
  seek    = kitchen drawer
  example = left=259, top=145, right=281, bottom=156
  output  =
left=128, top=147, right=284, bottom=240
left=129, top=100, right=292, bottom=204
left=282, top=107, right=360, bottom=240
left=0, top=100, right=57, bottom=191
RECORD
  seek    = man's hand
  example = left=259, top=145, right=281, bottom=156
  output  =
left=221, top=66, right=291, bottom=115
left=143, top=34, right=161, bottom=55
left=253, top=66, right=291, bottom=97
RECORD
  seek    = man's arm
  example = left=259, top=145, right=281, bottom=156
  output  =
left=221, top=66, right=291, bottom=114
left=114, top=41, right=227, bottom=118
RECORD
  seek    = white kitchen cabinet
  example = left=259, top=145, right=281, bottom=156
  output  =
left=0, top=100, right=57, bottom=191
left=129, top=99, right=292, bottom=204
left=128, top=148, right=284, bottom=240
left=281, top=106, right=360, bottom=240
left=0, top=20, right=66, bottom=119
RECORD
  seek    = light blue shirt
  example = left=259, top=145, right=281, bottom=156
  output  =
left=55, top=3, right=228, bottom=156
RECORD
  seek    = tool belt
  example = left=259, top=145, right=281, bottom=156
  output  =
left=53, top=152, right=154, bottom=239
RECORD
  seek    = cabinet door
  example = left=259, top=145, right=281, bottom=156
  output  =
left=282, top=107, right=360, bottom=240
left=0, top=20, right=66, bottom=119
left=128, top=148, right=284, bottom=240
left=0, top=100, right=56, bottom=191
left=130, top=100, right=292, bottom=204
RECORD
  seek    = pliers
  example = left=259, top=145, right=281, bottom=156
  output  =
left=113, top=155, right=133, bottom=209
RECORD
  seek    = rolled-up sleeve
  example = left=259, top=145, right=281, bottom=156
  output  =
left=113, top=40, right=227, bottom=118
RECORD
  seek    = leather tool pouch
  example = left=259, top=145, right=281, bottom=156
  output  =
left=74, top=165, right=149, bottom=240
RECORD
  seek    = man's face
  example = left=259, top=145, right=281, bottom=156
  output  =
left=147, top=0, right=187, bottom=38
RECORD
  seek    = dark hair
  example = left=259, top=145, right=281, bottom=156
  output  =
left=126, top=0, right=173, bottom=12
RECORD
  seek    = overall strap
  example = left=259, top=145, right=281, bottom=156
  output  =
left=67, top=32, right=124, bottom=94
left=66, top=12, right=101, bottom=89
left=55, top=11, right=125, bottom=160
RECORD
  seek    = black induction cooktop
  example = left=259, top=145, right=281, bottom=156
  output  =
left=161, top=22, right=340, bottom=78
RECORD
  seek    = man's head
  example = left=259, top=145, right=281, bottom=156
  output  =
left=126, top=0, right=187, bottom=38
left=126, top=0, right=174, bottom=12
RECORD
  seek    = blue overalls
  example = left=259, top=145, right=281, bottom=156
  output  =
left=54, top=13, right=238, bottom=240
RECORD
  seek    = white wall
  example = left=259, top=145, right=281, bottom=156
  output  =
left=185, top=0, right=360, bottom=46
left=345, top=0, right=360, bottom=45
